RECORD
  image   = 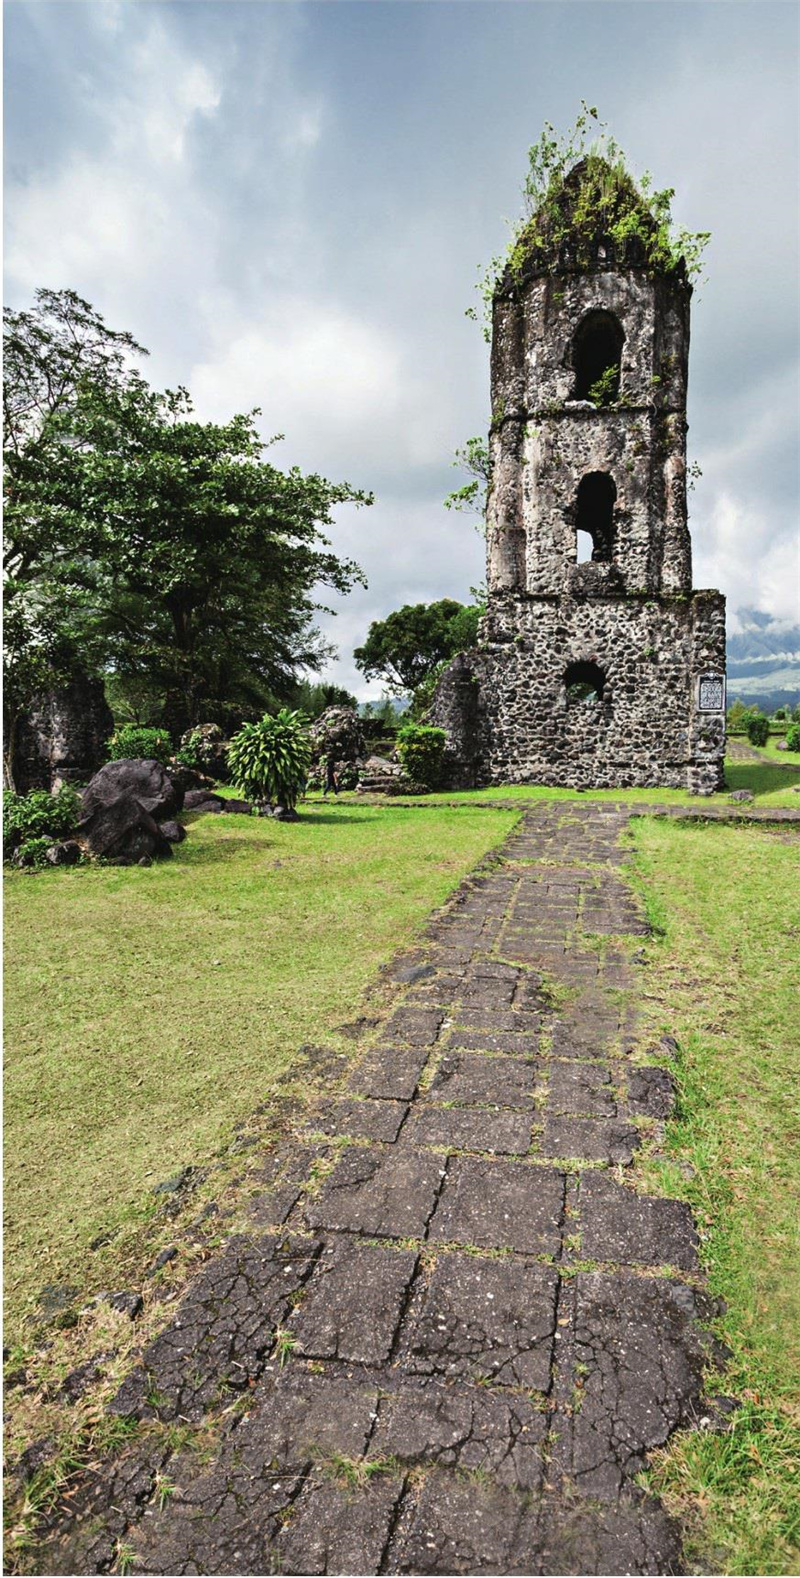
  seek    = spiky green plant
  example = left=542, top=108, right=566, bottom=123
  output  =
left=227, top=710, right=311, bottom=810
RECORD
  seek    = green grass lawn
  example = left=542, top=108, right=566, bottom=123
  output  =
left=3, top=800, right=517, bottom=1342
left=382, top=754, right=800, bottom=809
left=629, top=818, right=800, bottom=1576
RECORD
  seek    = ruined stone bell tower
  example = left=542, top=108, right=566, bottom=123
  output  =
left=432, top=157, right=726, bottom=792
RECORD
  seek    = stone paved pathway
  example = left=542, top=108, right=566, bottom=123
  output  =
left=40, top=804, right=722, bottom=1576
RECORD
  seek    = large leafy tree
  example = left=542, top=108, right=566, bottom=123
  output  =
left=13, top=378, right=371, bottom=737
left=3, top=289, right=148, bottom=782
left=354, top=598, right=482, bottom=695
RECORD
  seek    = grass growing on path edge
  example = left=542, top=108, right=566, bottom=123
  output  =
left=628, top=818, right=800, bottom=1576
left=3, top=799, right=517, bottom=1346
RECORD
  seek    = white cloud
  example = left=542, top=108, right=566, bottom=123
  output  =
left=189, top=296, right=451, bottom=481
left=4, top=15, right=221, bottom=313
left=693, top=491, right=800, bottom=629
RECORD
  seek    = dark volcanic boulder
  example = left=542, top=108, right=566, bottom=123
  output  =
left=183, top=790, right=225, bottom=813
left=78, top=797, right=173, bottom=861
left=159, top=821, right=187, bottom=843
left=78, top=759, right=182, bottom=861
left=82, top=760, right=184, bottom=820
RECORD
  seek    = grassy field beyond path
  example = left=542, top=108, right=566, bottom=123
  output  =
left=631, top=818, right=800, bottom=1575
left=4, top=801, right=516, bottom=1340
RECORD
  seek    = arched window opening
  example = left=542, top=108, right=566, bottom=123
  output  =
left=576, top=530, right=594, bottom=564
left=576, top=472, right=616, bottom=561
left=565, top=660, right=606, bottom=704
left=573, top=310, right=624, bottom=404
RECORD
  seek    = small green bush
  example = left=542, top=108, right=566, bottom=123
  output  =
left=106, top=726, right=172, bottom=765
left=396, top=724, right=447, bottom=788
left=785, top=723, right=800, bottom=753
left=13, top=836, right=55, bottom=869
left=746, top=715, right=770, bottom=748
left=227, top=710, right=311, bottom=809
left=3, top=785, right=81, bottom=858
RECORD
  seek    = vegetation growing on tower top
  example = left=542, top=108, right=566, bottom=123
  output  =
left=469, top=106, right=710, bottom=337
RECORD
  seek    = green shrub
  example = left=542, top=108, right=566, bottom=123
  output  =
left=12, top=836, right=55, bottom=869
left=227, top=710, right=311, bottom=809
left=396, top=723, right=447, bottom=788
left=785, top=723, right=800, bottom=753
left=3, top=785, right=81, bottom=858
left=746, top=715, right=770, bottom=748
left=106, top=726, right=172, bottom=765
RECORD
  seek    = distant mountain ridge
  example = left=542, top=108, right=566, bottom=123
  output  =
left=727, top=609, right=800, bottom=708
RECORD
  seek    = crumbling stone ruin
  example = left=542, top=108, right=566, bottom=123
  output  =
left=432, top=158, right=726, bottom=792
left=9, top=673, right=114, bottom=793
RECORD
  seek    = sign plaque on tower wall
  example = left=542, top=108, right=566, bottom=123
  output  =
left=697, top=674, right=725, bottom=713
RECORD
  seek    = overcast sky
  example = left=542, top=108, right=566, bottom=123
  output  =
left=5, top=0, right=799, bottom=697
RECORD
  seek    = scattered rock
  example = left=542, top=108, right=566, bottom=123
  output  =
left=44, top=839, right=82, bottom=867
left=13, top=1436, right=55, bottom=1485
left=271, top=804, right=299, bottom=821
left=60, top=1357, right=107, bottom=1401
left=105, top=1291, right=144, bottom=1320
left=727, top=789, right=754, bottom=803
left=393, top=962, right=437, bottom=985
left=221, top=798, right=252, bottom=815
left=158, top=820, right=186, bottom=842
left=147, top=1246, right=178, bottom=1276
left=37, top=1283, right=79, bottom=1319
left=183, top=788, right=225, bottom=812
left=152, top=1167, right=195, bottom=1196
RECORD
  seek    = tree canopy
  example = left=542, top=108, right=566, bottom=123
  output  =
left=354, top=599, right=482, bottom=695
left=4, top=289, right=372, bottom=765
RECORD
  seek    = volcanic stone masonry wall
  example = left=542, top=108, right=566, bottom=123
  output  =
left=433, top=590, right=726, bottom=794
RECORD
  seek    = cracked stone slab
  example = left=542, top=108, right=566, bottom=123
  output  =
left=452, top=1007, right=542, bottom=1035
left=370, top=1381, right=546, bottom=1490
left=550, top=1018, right=618, bottom=1060
left=428, top=1051, right=536, bottom=1108
left=33, top=1447, right=168, bottom=1576
left=628, top=1066, right=677, bottom=1118
left=389, top=1472, right=538, bottom=1575
left=236, top=1364, right=378, bottom=1465
left=570, top=1271, right=707, bottom=1499
left=540, top=1115, right=640, bottom=1164
left=347, top=1046, right=429, bottom=1100
left=401, top=1253, right=558, bottom=1389
left=303, top=1146, right=444, bottom=1239
left=306, top=1097, right=408, bottom=1142
left=129, top=1463, right=303, bottom=1575
left=402, top=1104, right=532, bottom=1155
left=248, top=1143, right=332, bottom=1227
left=581, top=1175, right=700, bottom=1268
left=446, top=1027, right=540, bottom=1056
left=110, top=1234, right=320, bottom=1422
left=536, top=1495, right=683, bottom=1575
left=275, top=1471, right=405, bottom=1576
left=383, top=1006, right=445, bottom=1045
left=289, top=1240, right=418, bottom=1363
left=547, top=1060, right=617, bottom=1117
left=429, top=1157, right=564, bottom=1255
